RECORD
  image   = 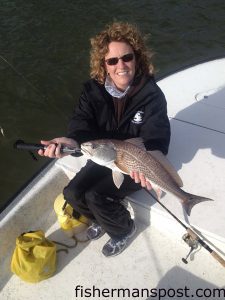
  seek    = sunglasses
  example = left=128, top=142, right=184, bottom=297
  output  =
left=105, top=53, right=134, bottom=66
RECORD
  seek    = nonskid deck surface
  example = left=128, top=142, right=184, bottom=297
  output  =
left=1, top=218, right=225, bottom=300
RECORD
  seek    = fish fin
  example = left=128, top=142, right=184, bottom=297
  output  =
left=114, top=161, right=129, bottom=174
left=148, top=150, right=183, bottom=187
left=112, top=171, right=124, bottom=189
left=154, top=188, right=162, bottom=200
left=183, top=194, right=213, bottom=216
left=125, top=137, right=146, bottom=150
left=150, top=181, right=163, bottom=199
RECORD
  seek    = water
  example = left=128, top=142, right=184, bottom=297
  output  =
left=0, top=0, right=224, bottom=210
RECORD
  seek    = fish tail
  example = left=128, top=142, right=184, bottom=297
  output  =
left=183, top=193, right=213, bottom=216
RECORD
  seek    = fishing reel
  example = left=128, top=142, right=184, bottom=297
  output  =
left=182, top=233, right=199, bottom=264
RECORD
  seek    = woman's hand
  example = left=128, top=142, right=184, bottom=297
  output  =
left=130, top=171, right=152, bottom=190
left=38, top=137, right=79, bottom=159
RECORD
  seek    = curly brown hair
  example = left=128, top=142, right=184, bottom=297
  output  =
left=90, top=22, right=154, bottom=84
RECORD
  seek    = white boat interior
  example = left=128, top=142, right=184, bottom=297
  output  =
left=1, top=57, right=225, bottom=299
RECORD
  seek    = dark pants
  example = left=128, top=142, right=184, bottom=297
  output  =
left=63, top=160, right=141, bottom=239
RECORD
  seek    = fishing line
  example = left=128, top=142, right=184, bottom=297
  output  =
left=0, top=54, right=68, bottom=120
left=0, top=55, right=47, bottom=99
left=169, top=116, right=225, bottom=136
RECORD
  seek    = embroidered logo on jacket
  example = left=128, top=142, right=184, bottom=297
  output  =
left=131, top=111, right=144, bottom=124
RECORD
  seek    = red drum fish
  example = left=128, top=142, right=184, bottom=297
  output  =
left=81, top=138, right=212, bottom=216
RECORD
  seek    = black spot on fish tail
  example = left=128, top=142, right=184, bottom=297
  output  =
left=183, top=195, right=213, bottom=216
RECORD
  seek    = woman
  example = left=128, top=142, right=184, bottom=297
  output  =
left=38, top=22, right=170, bottom=257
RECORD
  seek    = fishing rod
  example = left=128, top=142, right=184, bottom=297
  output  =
left=144, top=189, right=225, bottom=268
left=14, top=139, right=82, bottom=156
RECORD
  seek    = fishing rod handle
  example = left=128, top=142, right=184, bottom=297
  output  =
left=211, top=251, right=225, bottom=268
left=187, top=228, right=225, bottom=268
left=14, top=140, right=45, bottom=151
left=14, top=140, right=82, bottom=155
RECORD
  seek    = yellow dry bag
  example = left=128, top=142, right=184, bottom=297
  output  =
left=11, top=230, right=56, bottom=283
left=54, top=193, right=89, bottom=237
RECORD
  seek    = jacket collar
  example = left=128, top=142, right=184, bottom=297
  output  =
left=104, top=76, right=131, bottom=99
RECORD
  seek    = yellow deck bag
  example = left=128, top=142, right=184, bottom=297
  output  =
left=54, top=193, right=89, bottom=237
left=11, top=230, right=56, bottom=283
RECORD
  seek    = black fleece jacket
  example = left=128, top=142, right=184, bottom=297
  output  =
left=67, top=75, right=171, bottom=155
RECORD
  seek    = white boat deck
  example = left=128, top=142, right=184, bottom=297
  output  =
left=1, top=214, right=225, bottom=300
left=1, top=58, right=225, bottom=299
